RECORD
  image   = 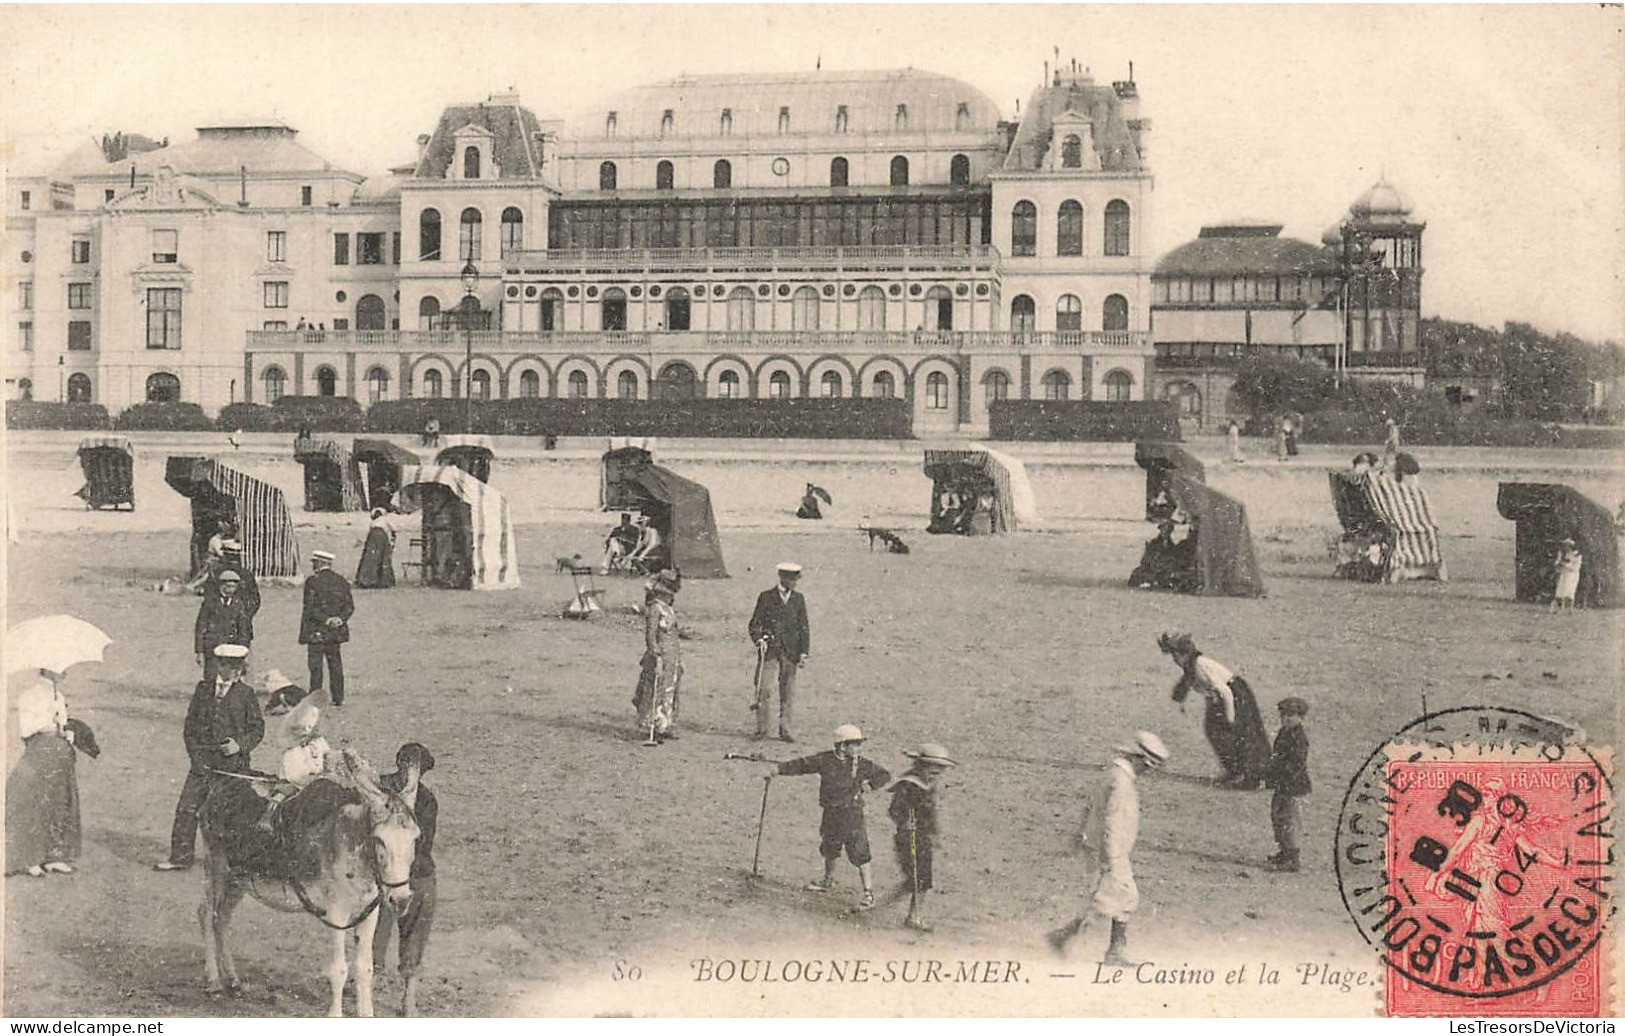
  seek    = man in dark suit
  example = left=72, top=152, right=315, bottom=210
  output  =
left=300, top=549, right=355, bottom=706
left=208, top=540, right=261, bottom=633
left=748, top=562, right=811, bottom=742
left=195, top=569, right=253, bottom=685
left=156, top=645, right=264, bottom=871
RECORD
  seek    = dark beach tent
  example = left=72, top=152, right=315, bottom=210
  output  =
left=600, top=439, right=727, bottom=578
left=922, top=445, right=1038, bottom=535
left=434, top=435, right=496, bottom=484
left=293, top=438, right=363, bottom=512
left=1134, top=442, right=1205, bottom=520
left=1130, top=467, right=1265, bottom=599
left=1497, top=483, right=1621, bottom=608
left=1328, top=470, right=1447, bottom=583
left=165, top=456, right=300, bottom=577
left=397, top=464, right=520, bottom=590
left=75, top=436, right=136, bottom=511
left=353, top=438, right=421, bottom=510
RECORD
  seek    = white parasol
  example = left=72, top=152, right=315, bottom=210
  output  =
left=5, top=615, right=113, bottom=675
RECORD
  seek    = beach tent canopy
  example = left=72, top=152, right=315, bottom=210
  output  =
left=75, top=436, right=136, bottom=510
left=1330, top=471, right=1447, bottom=583
left=397, top=464, right=520, bottom=590
left=354, top=439, right=422, bottom=468
left=435, top=435, right=496, bottom=483
left=293, top=438, right=363, bottom=512
left=1155, top=471, right=1266, bottom=598
left=165, top=456, right=300, bottom=577
left=922, top=445, right=1039, bottom=534
left=600, top=439, right=727, bottom=578
left=1135, top=441, right=1206, bottom=521
left=353, top=439, right=421, bottom=509
left=1497, top=482, right=1620, bottom=608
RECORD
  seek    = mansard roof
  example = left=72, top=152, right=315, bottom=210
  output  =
left=414, top=98, right=549, bottom=180
left=1003, top=73, right=1144, bottom=173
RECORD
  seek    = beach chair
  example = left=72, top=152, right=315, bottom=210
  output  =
left=400, top=535, right=426, bottom=584
left=564, top=564, right=604, bottom=619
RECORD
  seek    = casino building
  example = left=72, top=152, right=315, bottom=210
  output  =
left=5, top=65, right=1159, bottom=435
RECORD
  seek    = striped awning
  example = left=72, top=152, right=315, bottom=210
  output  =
left=294, top=439, right=364, bottom=512
left=923, top=445, right=1039, bottom=533
left=77, top=436, right=134, bottom=456
left=398, top=464, right=521, bottom=590
left=1361, top=473, right=1446, bottom=581
left=165, top=457, right=300, bottom=577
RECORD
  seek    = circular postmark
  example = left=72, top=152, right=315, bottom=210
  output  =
left=1335, top=706, right=1614, bottom=1008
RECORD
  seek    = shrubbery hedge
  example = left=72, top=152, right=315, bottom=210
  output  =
left=5, top=401, right=111, bottom=430
left=1299, top=403, right=1625, bottom=450
left=368, top=397, right=913, bottom=438
left=989, top=401, right=1182, bottom=442
left=113, top=402, right=214, bottom=432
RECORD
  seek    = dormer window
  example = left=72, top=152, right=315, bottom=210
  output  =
left=463, top=146, right=481, bottom=179
left=720, top=109, right=733, bottom=136
left=895, top=104, right=908, bottom=131
left=778, top=107, right=791, bottom=134
left=661, top=109, right=674, bottom=136
left=835, top=106, right=849, bottom=133
left=1062, top=134, right=1083, bottom=169
left=606, top=111, right=618, bottom=138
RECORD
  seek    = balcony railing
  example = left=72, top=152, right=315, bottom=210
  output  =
left=504, top=244, right=1001, bottom=274
left=246, top=328, right=1150, bottom=355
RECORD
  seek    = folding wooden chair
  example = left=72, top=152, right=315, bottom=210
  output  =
left=564, top=564, right=604, bottom=619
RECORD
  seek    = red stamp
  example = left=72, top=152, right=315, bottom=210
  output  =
left=1335, top=708, right=1615, bottom=1017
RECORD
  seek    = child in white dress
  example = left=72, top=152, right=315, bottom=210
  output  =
left=1551, top=538, right=1583, bottom=613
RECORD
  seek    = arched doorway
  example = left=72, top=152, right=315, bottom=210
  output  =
left=66, top=373, right=92, bottom=402
left=655, top=361, right=700, bottom=401
left=356, top=294, right=387, bottom=331
left=145, top=372, right=180, bottom=402
left=315, top=365, right=338, bottom=397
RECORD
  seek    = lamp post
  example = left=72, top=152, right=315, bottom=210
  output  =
left=459, top=261, right=480, bottom=433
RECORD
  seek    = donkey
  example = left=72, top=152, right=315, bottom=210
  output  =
left=196, top=750, right=420, bottom=1016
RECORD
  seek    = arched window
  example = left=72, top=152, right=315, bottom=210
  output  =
left=720, top=109, right=733, bottom=135
left=718, top=369, right=741, bottom=399
left=459, top=208, right=482, bottom=262
left=830, top=157, right=849, bottom=188
left=356, top=294, right=387, bottom=331
left=1057, top=200, right=1083, bottom=256
left=601, top=287, right=627, bottom=331
left=835, top=106, right=849, bottom=133
left=540, top=288, right=562, bottom=331
left=418, top=296, right=441, bottom=330
left=856, top=285, right=887, bottom=330
left=1103, top=294, right=1129, bottom=332
left=955, top=103, right=972, bottom=131
left=599, top=161, right=618, bottom=191
left=820, top=370, right=842, bottom=398
left=1011, top=201, right=1037, bottom=257
left=419, top=208, right=441, bottom=260
left=1041, top=370, right=1070, bottom=401
left=1104, top=369, right=1134, bottom=402
left=872, top=370, right=896, bottom=399
left=889, top=156, right=909, bottom=187
left=366, top=366, right=389, bottom=404
left=925, top=371, right=950, bottom=410
left=660, top=109, right=674, bottom=136
left=768, top=370, right=792, bottom=399
left=1010, top=294, right=1036, bottom=334
left=469, top=369, right=491, bottom=401
left=725, top=286, right=756, bottom=331
left=985, top=370, right=1010, bottom=403
left=145, top=372, right=180, bottom=402
left=778, top=107, right=791, bottom=134
left=500, top=208, right=524, bottom=256
left=617, top=369, right=638, bottom=400
left=463, top=146, right=481, bottom=179
left=656, top=161, right=674, bottom=190
left=664, top=287, right=691, bottom=331
left=949, top=154, right=970, bottom=186
left=567, top=369, right=589, bottom=399
left=262, top=366, right=287, bottom=403
left=713, top=159, right=732, bottom=189
left=1104, top=200, right=1131, bottom=256
left=895, top=104, right=909, bottom=131
left=1056, top=294, right=1083, bottom=332
left=1061, top=134, right=1082, bottom=169
left=792, top=286, right=820, bottom=331
left=605, top=111, right=618, bottom=138
left=518, top=369, right=541, bottom=398
left=315, top=365, right=338, bottom=397
left=423, top=369, right=444, bottom=399
left=66, top=372, right=91, bottom=403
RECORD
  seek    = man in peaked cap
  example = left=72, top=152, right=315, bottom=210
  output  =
left=748, top=562, right=811, bottom=742
left=209, top=540, right=261, bottom=630
left=300, top=549, right=355, bottom=706
left=156, top=644, right=263, bottom=871
left=195, top=568, right=253, bottom=685
left=1265, top=698, right=1311, bottom=872
left=373, top=742, right=439, bottom=1017
left=1048, top=731, right=1168, bottom=966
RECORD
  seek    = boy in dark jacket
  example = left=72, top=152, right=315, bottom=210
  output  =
left=885, top=742, right=956, bottom=931
left=771, top=723, right=890, bottom=910
left=1265, top=697, right=1311, bottom=872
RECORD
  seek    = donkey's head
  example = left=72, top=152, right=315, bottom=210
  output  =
left=341, top=750, right=421, bottom=907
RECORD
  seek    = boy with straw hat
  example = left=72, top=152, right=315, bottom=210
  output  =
left=884, top=742, right=956, bottom=931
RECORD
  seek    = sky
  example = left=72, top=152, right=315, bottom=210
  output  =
left=4, top=4, right=1622, bottom=342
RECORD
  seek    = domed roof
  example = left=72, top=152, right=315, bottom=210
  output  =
left=1321, top=220, right=1347, bottom=246
left=1156, top=227, right=1337, bottom=277
left=1350, top=178, right=1412, bottom=221
left=565, top=68, right=1002, bottom=140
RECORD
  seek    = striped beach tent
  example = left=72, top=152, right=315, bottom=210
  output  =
left=922, top=445, right=1039, bottom=534
left=397, top=464, right=520, bottom=590
left=1360, top=472, right=1447, bottom=582
left=293, top=438, right=364, bottom=512
left=165, top=456, right=300, bottom=578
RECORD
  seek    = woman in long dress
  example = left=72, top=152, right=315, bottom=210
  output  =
left=355, top=507, right=397, bottom=589
left=6, top=670, right=82, bottom=876
left=1158, top=633, right=1270, bottom=789
left=632, top=571, right=682, bottom=746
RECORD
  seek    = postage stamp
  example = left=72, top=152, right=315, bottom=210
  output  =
left=1335, top=706, right=1616, bottom=1017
